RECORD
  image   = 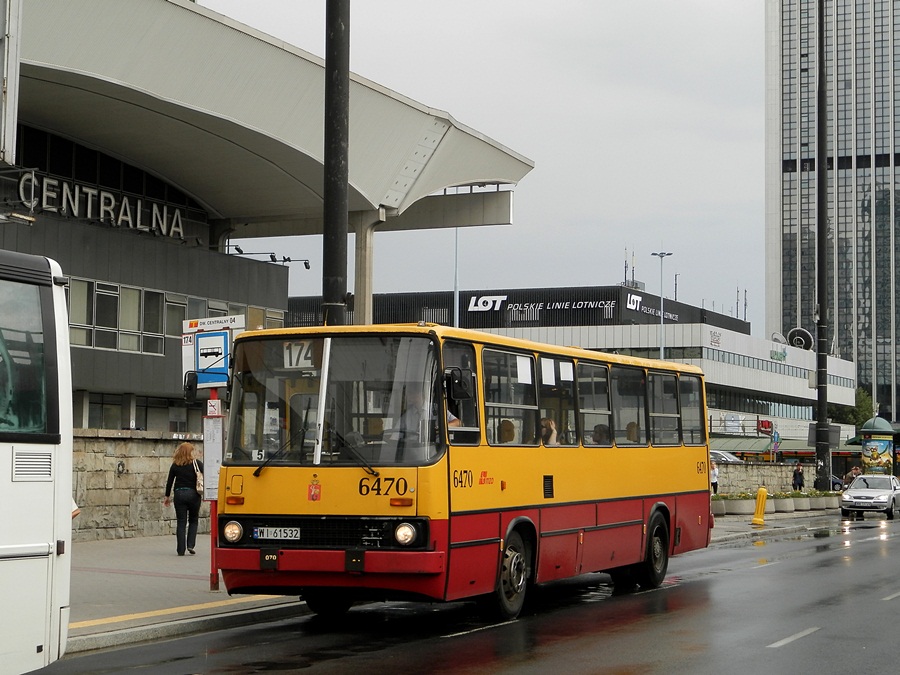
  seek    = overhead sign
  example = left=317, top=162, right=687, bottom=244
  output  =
left=806, top=423, right=842, bottom=448
left=183, top=315, right=246, bottom=333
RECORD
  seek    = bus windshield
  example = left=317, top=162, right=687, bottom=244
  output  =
left=226, top=334, right=445, bottom=468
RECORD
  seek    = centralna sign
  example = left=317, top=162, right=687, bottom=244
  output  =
left=17, top=172, right=186, bottom=238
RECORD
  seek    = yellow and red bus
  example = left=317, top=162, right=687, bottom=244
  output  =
left=215, top=323, right=711, bottom=619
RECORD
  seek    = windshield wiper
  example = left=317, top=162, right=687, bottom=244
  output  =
left=331, top=428, right=379, bottom=477
left=252, top=425, right=307, bottom=477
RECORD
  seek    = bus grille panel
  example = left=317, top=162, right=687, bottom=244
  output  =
left=223, top=517, right=428, bottom=550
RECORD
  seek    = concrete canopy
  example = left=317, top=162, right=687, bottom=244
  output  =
left=18, top=0, right=534, bottom=245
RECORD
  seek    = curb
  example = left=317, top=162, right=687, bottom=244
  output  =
left=66, top=602, right=308, bottom=654
left=710, top=523, right=811, bottom=544
left=709, top=510, right=840, bottom=544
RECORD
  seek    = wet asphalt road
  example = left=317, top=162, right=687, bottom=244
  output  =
left=45, top=516, right=900, bottom=674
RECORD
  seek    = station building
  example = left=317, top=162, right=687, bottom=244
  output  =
left=0, top=0, right=532, bottom=433
left=291, top=283, right=859, bottom=459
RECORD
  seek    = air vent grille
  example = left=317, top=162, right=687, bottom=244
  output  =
left=543, top=474, right=554, bottom=498
left=13, top=450, right=53, bottom=481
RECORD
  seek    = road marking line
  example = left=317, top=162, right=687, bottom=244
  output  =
left=751, top=561, right=781, bottom=569
left=767, top=627, right=820, bottom=648
left=442, top=620, right=517, bottom=638
left=882, top=590, right=900, bottom=601
left=69, top=595, right=286, bottom=629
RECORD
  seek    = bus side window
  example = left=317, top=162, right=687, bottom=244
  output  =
left=483, top=348, right=539, bottom=446
left=649, top=372, right=679, bottom=445
left=444, top=341, right=480, bottom=444
left=577, top=361, right=612, bottom=447
left=680, top=375, right=706, bottom=445
left=539, top=356, right=577, bottom=446
left=610, top=366, right=647, bottom=446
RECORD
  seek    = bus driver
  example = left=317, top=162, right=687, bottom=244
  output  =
left=398, top=388, right=461, bottom=433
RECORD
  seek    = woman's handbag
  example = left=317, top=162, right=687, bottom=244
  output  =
left=192, top=459, right=204, bottom=496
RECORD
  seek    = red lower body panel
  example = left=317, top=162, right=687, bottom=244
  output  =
left=217, top=493, right=712, bottom=603
left=219, top=547, right=446, bottom=599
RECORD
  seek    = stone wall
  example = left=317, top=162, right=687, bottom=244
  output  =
left=71, top=429, right=209, bottom=541
left=69, top=431, right=817, bottom=541
left=716, top=461, right=813, bottom=494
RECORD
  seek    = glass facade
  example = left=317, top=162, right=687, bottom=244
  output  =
left=772, top=0, right=900, bottom=418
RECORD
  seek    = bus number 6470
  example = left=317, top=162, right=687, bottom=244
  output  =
left=453, top=470, right=474, bottom=488
left=358, top=476, right=408, bottom=496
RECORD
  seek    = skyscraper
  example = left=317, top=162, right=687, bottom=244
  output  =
left=766, top=0, right=898, bottom=418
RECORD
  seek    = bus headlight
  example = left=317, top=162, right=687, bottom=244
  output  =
left=223, top=521, right=243, bottom=543
left=394, top=522, right=417, bottom=546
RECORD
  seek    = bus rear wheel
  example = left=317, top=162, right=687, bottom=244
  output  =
left=488, top=530, right=529, bottom=620
left=633, top=511, right=669, bottom=590
left=301, top=589, right=354, bottom=618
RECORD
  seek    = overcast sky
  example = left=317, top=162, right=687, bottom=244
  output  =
left=198, top=0, right=766, bottom=333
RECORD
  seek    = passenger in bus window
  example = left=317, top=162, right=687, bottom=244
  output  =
left=498, top=419, right=516, bottom=443
left=540, top=418, right=559, bottom=446
left=626, top=421, right=640, bottom=443
left=592, top=424, right=611, bottom=445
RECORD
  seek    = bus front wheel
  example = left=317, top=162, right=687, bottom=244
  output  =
left=489, top=530, right=529, bottom=620
left=634, top=511, right=669, bottom=589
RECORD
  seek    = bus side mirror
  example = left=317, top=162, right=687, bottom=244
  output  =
left=184, top=371, right=198, bottom=403
left=445, top=367, right=473, bottom=400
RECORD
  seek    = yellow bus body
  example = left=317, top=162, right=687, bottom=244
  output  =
left=215, top=324, right=712, bottom=613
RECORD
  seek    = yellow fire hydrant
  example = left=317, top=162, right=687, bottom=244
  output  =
left=751, top=487, right=768, bottom=526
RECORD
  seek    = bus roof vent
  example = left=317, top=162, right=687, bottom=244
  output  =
left=12, top=450, right=53, bottom=482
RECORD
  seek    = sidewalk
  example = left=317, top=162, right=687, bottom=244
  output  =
left=64, top=509, right=839, bottom=654
left=66, top=532, right=306, bottom=654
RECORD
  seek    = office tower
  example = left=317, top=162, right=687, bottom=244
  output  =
left=766, top=0, right=898, bottom=418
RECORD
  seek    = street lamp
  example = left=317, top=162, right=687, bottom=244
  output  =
left=651, top=251, right=673, bottom=359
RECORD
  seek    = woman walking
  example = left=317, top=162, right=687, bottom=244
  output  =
left=164, top=442, right=203, bottom=556
left=792, top=464, right=805, bottom=491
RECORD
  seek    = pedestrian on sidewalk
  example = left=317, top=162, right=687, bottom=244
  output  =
left=842, top=465, right=860, bottom=488
left=163, top=442, right=203, bottom=556
left=792, top=464, right=804, bottom=490
left=710, top=461, right=719, bottom=495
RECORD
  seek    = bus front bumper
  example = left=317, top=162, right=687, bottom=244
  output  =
left=216, top=547, right=445, bottom=575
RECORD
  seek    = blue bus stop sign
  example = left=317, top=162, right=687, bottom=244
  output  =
left=194, top=331, right=229, bottom=388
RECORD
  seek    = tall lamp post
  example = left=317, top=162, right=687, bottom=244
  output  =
left=651, top=251, right=673, bottom=359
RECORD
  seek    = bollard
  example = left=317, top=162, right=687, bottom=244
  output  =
left=751, top=487, right=768, bottom=526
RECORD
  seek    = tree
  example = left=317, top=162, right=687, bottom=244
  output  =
left=828, top=387, right=875, bottom=429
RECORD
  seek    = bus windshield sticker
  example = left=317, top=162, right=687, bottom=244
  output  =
left=541, top=359, right=556, bottom=386
left=517, top=355, right=532, bottom=384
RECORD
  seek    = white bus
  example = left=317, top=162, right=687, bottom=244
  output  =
left=0, top=250, right=73, bottom=673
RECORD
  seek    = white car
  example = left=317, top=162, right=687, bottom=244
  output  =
left=840, top=474, right=900, bottom=520
left=709, top=450, right=743, bottom=464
